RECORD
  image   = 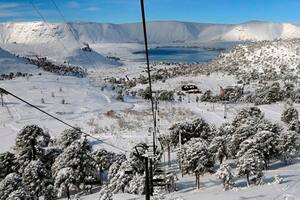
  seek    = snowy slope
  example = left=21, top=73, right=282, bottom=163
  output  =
left=1, top=21, right=300, bottom=45
left=0, top=47, right=37, bottom=74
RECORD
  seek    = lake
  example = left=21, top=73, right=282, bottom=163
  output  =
left=133, top=47, right=222, bottom=63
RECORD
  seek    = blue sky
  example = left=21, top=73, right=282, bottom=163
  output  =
left=0, top=0, right=300, bottom=24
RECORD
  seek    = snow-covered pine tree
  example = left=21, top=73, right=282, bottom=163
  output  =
left=0, top=152, right=17, bottom=180
left=237, top=130, right=279, bottom=170
left=229, top=122, right=257, bottom=157
left=92, top=149, right=125, bottom=171
left=218, top=122, right=234, bottom=137
left=7, top=187, right=33, bottom=200
left=22, top=160, right=52, bottom=198
left=99, top=143, right=147, bottom=197
left=278, top=130, right=299, bottom=164
left=107, top=156, right=127, bottom=180
left=236, top=149, right=264, bottom=186
left=56, top=128, right=81, bottom=149
left=254, top=82, right=284, bottom=105
left=98, top=186, right=113, bottom=200
left=169, top=118, right=215, bottom=147
left=44, top=185, right=57, bottom=200
left=14, top=125, right=49, bottom=171
left=252, top=130, right=279, bottom=169
left=216, top=163, right=234, bottom=190
left=52, top=138, right=97, bottom=194
left=209, top=135, right=229, bottom=164
left=104, top=160, right=135, bottom=195
left=179, top=138, right=214, bottom=189
left=288, top=119, right=300, bottom=134
left=0, top=173, right=31, bottom=200
left=281, top=106, right=299, bottom=124
left=124, top=173, right=145, bottom=195
left=92, top=149, right=126, bottom=184
left=231, top=107, right=264, bottom=128
left=256, top=118, right=282, bottom=134
left=54, top=167, right=77, bottom=199
left=283, top=82, right=295, bottom=99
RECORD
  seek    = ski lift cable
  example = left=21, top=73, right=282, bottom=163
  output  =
left=29, top=0, right=114, bottom=94
left=28, top=0, right=71, bottom=57
left=49, top=0, right=99, bottom=70
left=0, top=87, right=127, bottom=153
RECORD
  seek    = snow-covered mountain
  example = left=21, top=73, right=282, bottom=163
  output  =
left=1, top=21, right=300, bottom=45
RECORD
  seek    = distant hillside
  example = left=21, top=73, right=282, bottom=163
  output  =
left=213, top=38, right=300, bottom=80
left=0, top=47, right=37, bottom=74
left=1, top=21, right=300, bottom=45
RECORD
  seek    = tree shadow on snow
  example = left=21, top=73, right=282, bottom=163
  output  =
left=263, top=174, right=296, bottom=185
left=239, top=195, right=265, bottom=199
left=269, top=158, right=300, bottom=170
left=176, top=178, right=221, bottom=193
left=3, top=102, right=19, bottom=105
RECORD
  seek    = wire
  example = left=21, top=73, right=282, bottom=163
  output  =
left=0, top=87, right=127, bottom=153
left=49, top=0, right=99, bottom=70
left=28, top=0, right=71, bottom=57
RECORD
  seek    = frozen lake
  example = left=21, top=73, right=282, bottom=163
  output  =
left=133, top=47, right=222, bottom=63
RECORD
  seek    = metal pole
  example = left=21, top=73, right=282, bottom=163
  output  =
left=149, top=158, right=153, bottom=196
left=224, top=102, right=227, bottom=119
left=140, top=0, right=156, bottom=155
left=179, top=132, right=183, bottom=176
left=1, top=93, right=3, bottom=107
left=144, top=157, right=150, bottom=200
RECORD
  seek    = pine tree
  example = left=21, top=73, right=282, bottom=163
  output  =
left=229, top=122, right=257, bottom=157
left=14, top=125, right=49, bottom=171
left=237, top=130, right=279, bottom=170
left=44, top=185, right=57, bottom=200
left=252, top=130, right=279, bottom=169
left=92, top=149, right=124, bottom=171
left=100, top=144, right=147, bottom=196
left=57, top=128, right=81, bottom=149
left=231, top=107, right=264, bottom=128
left=92, top=149, right=125, bottom=184
left=179, top=138, right=214, bottom=189
left=236, top=149, right=264, bottom=186
left=101, top=160, right=133, bottom=195
left=170, top=118, right=215, bottom=146
left=216, top=163, right=234, bottom=190
left=278, top=131, right=299, bottom=164
left=22, top=160, right=52, bottom=198
left=7, top=187, right=33, bottom=200
left=254, top=82, right=284, bottom=105
left=98, top=186, right=113, bottom=200
left=0, top=152, right=17, bottom=180
left=281, top=106, right=299, bottom=124
left=54, top=167, right=77, bottom=199
left=209, top=135, right=230, bottom=164
left=0, top=173, right=31, bottom=200
left=52, top=139, right=97, bottom=194
left=124, top=173, right=145, bottom=195
left=288, top=119, right=300, bottom=134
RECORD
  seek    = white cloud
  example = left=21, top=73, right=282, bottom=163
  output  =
left=85, top=6, right=100, bottom=11
left=0, top=12, right=15, bottom=17
left=66, top=1, right=80, bottom=8
left=0, top=3, right=20, bottom=9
